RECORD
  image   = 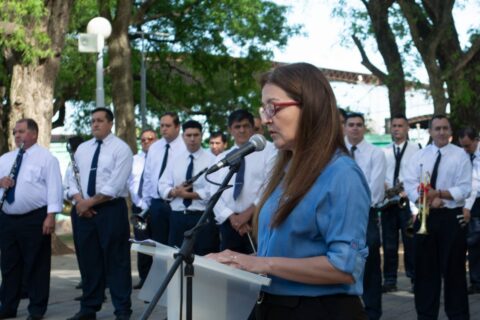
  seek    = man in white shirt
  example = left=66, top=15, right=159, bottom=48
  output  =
left=0, top=118, right=63, bottom=319
left=458, top=127, right=480, bottom=294
left=381, top=115, right=419, bottom=293
left=141, top=113, right=186, bottom=245
left=67, top=108, right=133, bottom=320
left=208, top=131, right=228, bottom=156
left=159, top=120, right=218, bottom=254
left=404, top=114, right=471, bottom=319
left=211, top=109, right=276, bottom=254
left=128, top=129, right=157, bottom=290
left=345, top=112, right=386, bottom=320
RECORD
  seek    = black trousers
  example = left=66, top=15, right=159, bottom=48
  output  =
left=381, top=204, right=415, bottom=284
left=168, top=210, right=219, bottom=255
left=255, top=292, right=367, bottom=320
left=467, top=198, right=480, bottom=287
left=414, top=207, right=469, bottom=320
left=0, top=207, right=51, bottom=317
left=219, top=219, right=254, bottom=254
left=132, top=204, right=152, bottom=282
left=362, top=208, right=382, bottom=320
left=149, top=198, right=171, bottom=245
left=75, top=198, right=132, bottom=316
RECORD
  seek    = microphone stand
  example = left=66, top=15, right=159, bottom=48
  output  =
left=139, top=161, right=241, bottom=320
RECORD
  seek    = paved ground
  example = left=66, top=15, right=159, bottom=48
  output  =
left=9, top=249, right=480, bottom=319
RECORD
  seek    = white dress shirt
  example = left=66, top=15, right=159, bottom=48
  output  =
left=63, top=164, right=73, bottom=201
left=465, top=143, right=480, bottom=210
left=141, top=135, right=186, bottom=208
left=345, top=138, right=386, bottom=207
left=158, top=148, right=215, bottom=211
left=68, top=133, right=133, bottom=199
left=404, top=143, right=472, bottom=208
left=383, top=141, right=420, bottom=189
left=0, top=143, right=63, bottom=215
left=128, top=152, right=147, bottom=208
left=210, top=142, right=277, bottom=224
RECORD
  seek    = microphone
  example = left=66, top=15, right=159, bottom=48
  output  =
left=206, top=134, right=266, bottom=174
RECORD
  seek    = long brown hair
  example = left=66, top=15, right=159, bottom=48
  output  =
left=254, top=63, right=347, bottom=231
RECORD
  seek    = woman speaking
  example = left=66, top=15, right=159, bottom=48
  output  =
left=209, top=62, right=371, bottom=319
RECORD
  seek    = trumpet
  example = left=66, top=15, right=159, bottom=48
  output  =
left=378, top=181, right=408, bottom=211
left=0, top=143, right=25, bottom=210
left=417, top=165, right=431, bottom=235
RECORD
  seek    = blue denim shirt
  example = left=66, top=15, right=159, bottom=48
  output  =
left=257, top=154, right=370, bottom=296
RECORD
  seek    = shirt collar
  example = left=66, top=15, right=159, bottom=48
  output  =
left=91, top=133, right=113, bottom=145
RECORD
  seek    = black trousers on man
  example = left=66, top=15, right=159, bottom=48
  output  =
left=467, top=198, right=480, bottom=290
left=168, top=210, right=219, bottom=255
left=150, top=198, right=171, bottom=245
left=0, top=207, right=51, bottom=317
left=381, top=204, right=415, bottom=285
left=362, top=208, right=382, bottom=320
left=414, top=207, right=469, bottom=320
left=132, top=204, right=152, bottom=282
left=219, top=218, right=254, bottom=254
left=75, top=198, right=132, bottom=317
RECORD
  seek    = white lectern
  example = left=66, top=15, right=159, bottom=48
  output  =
left=132, top=241, right=271, bottom=320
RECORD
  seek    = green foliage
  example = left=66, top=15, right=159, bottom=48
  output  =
left=0, top=0, right=53, bottom=64
left=61, top=0, right=299, bottom=133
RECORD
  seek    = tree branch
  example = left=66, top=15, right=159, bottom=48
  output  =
left=454, top=35, right=480, bottom=73
left=352, top=35, right=387, bottom=83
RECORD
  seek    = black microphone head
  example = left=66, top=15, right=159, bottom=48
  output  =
left=249, top=134, right=267, bottom=151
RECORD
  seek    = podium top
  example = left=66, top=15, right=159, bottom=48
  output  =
left=131, top=240, right=271, bottom=286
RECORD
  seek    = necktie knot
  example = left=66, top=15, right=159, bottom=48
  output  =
left=350, top=145, right=357, bottom=159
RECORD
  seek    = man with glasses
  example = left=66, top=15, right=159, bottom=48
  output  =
left=128, top=129, right=157, bottom=290
left=344, top=112, right=386, bottom=320
left=211, top=109, right=276, bottom=254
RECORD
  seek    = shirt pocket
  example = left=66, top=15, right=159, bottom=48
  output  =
left=21, top=164, right=43, bottom=183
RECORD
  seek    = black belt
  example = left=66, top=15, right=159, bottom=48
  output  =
left=172, top=210, right=203, bottom=215
left=1, top=206, right=47, bottom=218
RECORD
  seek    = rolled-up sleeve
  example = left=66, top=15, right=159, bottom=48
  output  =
left=321, top=163, right=370, bottom=283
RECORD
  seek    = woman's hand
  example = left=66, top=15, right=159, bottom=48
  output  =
left=206, top=249, right=268, bottom=274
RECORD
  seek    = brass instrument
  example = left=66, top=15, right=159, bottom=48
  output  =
left=130, top=167, right=209, bottom=231
left=0, top=143, right=25, bottom=210
left=378, top=182, right=408, bottom=211
left=417, top=165, right=431, bottom=235
left=130, top=208, right=150, bottom=231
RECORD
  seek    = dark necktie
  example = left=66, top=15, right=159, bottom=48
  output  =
left=393, top=142, right=407, bottom=186
left=471, top=153, right=476, bottom=163
left=233, top=157, right=245, bottom=200
left=87, top=140, right=102, bottom=197
left=159, top=143, right=170, bottom=179
left=137, top=153, right=147, bottom=198
left=6, top=148, right=25, bottom=204
left=430, top=150, right=441, bottom=190
left=183, top=155, right=194, bottom=208
left=350, top=145, right=357, bottom=160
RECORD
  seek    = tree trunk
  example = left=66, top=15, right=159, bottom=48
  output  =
left=7, top=0, right=74, bottom=149
left=105, top=0, right=137, bottom=153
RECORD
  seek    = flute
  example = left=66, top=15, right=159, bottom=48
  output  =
left=66, top=142, right=84, bottom=198
left=0, top=143, right=25, bottom=210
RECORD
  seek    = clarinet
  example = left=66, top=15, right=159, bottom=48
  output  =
left=66, top=142, right=84, bottom=198
left=0, top=143, right=25, bottom=210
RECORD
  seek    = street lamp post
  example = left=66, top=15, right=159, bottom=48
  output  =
left=78, top=17, right=112, bottom=108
